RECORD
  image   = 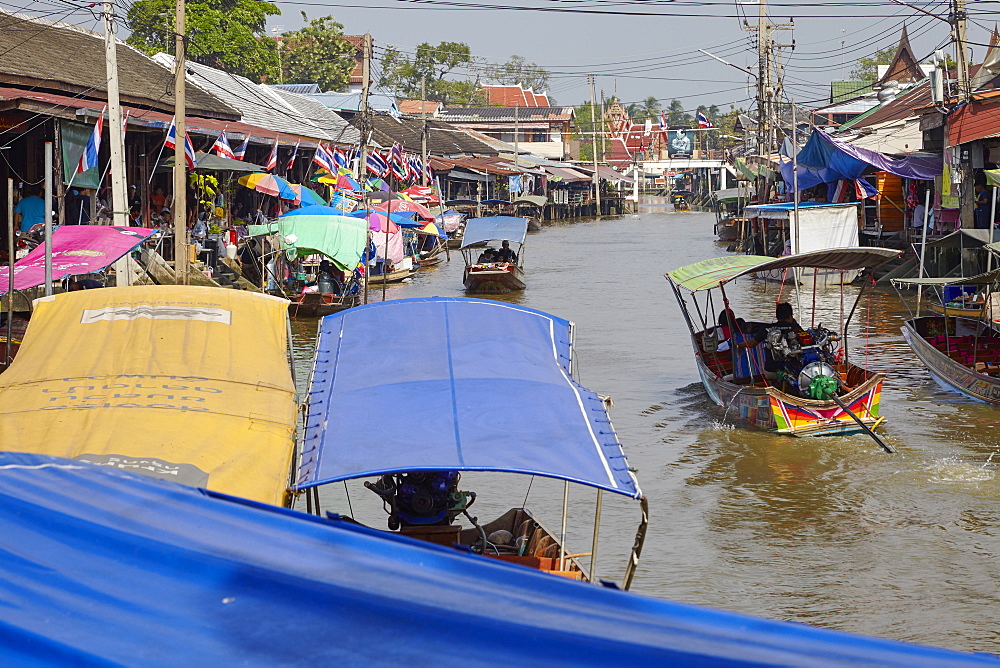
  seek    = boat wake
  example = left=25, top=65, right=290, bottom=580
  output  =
left=924, top=455, right=997, bottom=484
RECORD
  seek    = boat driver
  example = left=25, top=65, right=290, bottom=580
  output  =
left=738, top=302, right=804, bottom=376
left=496, top=240, right=517, bottom=264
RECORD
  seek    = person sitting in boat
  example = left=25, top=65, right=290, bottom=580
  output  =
left=739, top=302, right=804, bottom=375
left=496, top=240, right=517, bottom=264
left=715, top=309, right=738, bottom=352
left=477, top=248, right=497, bottom=264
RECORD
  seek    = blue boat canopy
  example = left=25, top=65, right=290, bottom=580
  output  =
left=0, top=451, right=991, bottom=665
left=460, top=216, right=529, bottom=247
left=296, top=297, right=641, bottom=498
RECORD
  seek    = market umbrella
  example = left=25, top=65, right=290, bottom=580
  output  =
left=417, top=222, right=442, bottom=237
left=291, top=185, right=327, bottom=207
left=238, top=173, right=298, bottom=200
left=376, top=198, right=434, bottom=221
left=354, top=211, right=400, bottom=234
left=276, top=205, right=369, bottom=270
left=399, top=184, right=439, bottom=204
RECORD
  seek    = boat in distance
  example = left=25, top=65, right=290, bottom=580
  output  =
left=460, top=216, right=528, bottom=293
left=294, top=296, right=646, bottom=588
left=666, top=248, right=900, bottom=436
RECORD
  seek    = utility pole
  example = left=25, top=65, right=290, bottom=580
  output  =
left=513, top=99, right=519, bottom=201
left=600, top=89, right=607, bottom=163
left=103, top=1, right=132, bottom=285
left=173, top=0, right=188, bottom=284
left=357, top=33, right=373, bottom=303
left=420, top=76, right=428, bottom=186
left=952, top=0, right=970, bottom=102
left=589, top=74, right=601, bottom=217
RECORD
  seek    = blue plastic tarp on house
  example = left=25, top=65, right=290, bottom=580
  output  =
left=0, top=451, right=995, bottom=666
left=296, top=297, right=640, bottom=497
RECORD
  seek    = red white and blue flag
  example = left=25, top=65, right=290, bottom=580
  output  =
left=264, top=138, right=279, bottom=172
left=697, top=111, right=713, bottom=128
left=163, top=118, right=196, bottom=168
left=366, top=150, right=388, bottom=176
left=333, top=146, right=348, bottom=169
left=659, top=112, right=667, bottom=134
left=390, top=143, right=407, bottom=179
left=163, top=117, right=178, bottom=151
left=313, top=143, right=339, bottom=174
left=212, top=130, right=236, bottom=160
left=233, top=135, right=249, bottom=160
left=183, top=132, right=197, bottom=169
left=76, top=107, right=105, bottom=174
left=285, top=140, right=300, bottom=173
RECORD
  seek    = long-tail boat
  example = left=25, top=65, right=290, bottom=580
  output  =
left=894, top=270, right=1000, bottom=403
left=461, top=216, right=528, bottom=293
left=293, top=296, right=647, bottom=588
left=666, top=248, right=899, bottom=436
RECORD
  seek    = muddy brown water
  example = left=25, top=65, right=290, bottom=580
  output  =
left=290, top=203, right=1000, bottom=654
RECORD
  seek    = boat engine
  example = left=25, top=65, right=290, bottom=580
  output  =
left=365, top=471, right=475, bottom=530
left=767, top=324, right=842, bottom=397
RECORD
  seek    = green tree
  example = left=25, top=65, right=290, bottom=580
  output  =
left=280, top=13, right=356, bottom=92
left=484, top=55, right=551, bottom=93
left=573, top=100, right=603, bottom=161
left=126, top=0, right=280, bottom=82
left=379, top=42, right=486, bottom=104
left=641, top=96, right=661, bottom=120
left=849, top=46, right=895, bottom=80
left=665, top=99, right=692, bottom=125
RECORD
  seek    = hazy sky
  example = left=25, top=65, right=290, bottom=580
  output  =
left=265, top=0, right=1000, bottom=112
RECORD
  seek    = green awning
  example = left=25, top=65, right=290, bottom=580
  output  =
left=248, top=216, right=368, bottom=271
left=892, top=267, right=1000, bottom=286
left=986, top=169, right=1000, bottom=188
left=667, top=247, right=900, bottom=292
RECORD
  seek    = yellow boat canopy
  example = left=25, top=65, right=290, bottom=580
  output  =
left=0, top=286, right=298, bottom=506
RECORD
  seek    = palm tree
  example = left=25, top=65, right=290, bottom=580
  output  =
left=641, top=96, right=660, bottom=119
left=666, top=99, right=691, bottom=125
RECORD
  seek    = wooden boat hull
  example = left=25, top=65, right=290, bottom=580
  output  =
left=288, top=293, right=359, bottom=319
left=925, top=302, right=985, bottom=318
left=693, top=338, right=884, bottom=436
left=400, top=507, right=587, bottom=581
left=464, top=264, right=525, bottom=293
left=367, top=268, right=414, bottom=285
left=715, top=217, right=742, bottom=241
left=901, top=317, right=1000, bottom=403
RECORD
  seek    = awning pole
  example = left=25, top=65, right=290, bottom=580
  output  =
left=989, top=187, right=997, bottom=274
left=622, top=496, right=648, bottom=591
left=559, top=480, right=569, bottom=572
left=6, top=178, right=13, bottom=365
left=916, top=188, right=931, bottom=317
left=589, top=489, right=603, bottom=583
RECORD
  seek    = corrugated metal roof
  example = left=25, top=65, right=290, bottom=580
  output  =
left=310, top=92, right=398, bottom=114
left=839, top=80, right=930, bottom=131
left=438, top=107, right=575, bottom=122
left=0, top=12, right=236, bottom=120
left=830, top=81, right=874, bottom=103
left=356, top=114, right=499, bottom=157
left=812, top=97, right=881, bottom=115
left=270, top=83, right=323, bottom=95
left=154, top=55, right=357, bottom=144
left=949, top=97, right=1000, bottom=146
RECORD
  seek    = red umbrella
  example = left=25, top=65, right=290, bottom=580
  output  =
left=399, top=185, right=440, bottom=204
left=376, top=199, right=434, bottom=220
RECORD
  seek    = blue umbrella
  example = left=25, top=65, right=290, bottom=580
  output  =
left=297, top=187, right=327, bottom=207
left=348, top=209, right=422, bottom=228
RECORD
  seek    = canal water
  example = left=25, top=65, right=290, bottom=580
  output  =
left=290, top=203, right=1000, bottom=654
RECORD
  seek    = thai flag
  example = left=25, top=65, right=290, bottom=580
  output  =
left=76, top=107, right=105, bottom=174
left=424, top=158, right=433, bottom=183
left=285, top=140, right=300, bottom=173
left=407, top=156, right=420, bottom=182
left=697, top=111, right=713, bottom=128
left=313, top=144, right=338, bottom=174
left=212, top=131, right=235, bottom=160
left=233, top=135, right=249, bottom=160
left=163, top=117, right=178, bottom=151
left=366, top=150, right=388, bottom=176
left=390, top=143, right=407, bottom=179
left=264, top=139, right=278, bottom=172
left=333, top=146, right=348, bottom=169
left=183, top=132, right=197, bottom=169
left=659, top=111, right=667, bottom=133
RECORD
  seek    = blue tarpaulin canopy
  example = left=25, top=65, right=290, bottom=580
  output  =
left=0, top=451, right=994, bottom=665
left=783, top=129, right=942, bottom=192
left=460, top=216, right=529, bottom=247
left=296, top=297, right=640, bottom=497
